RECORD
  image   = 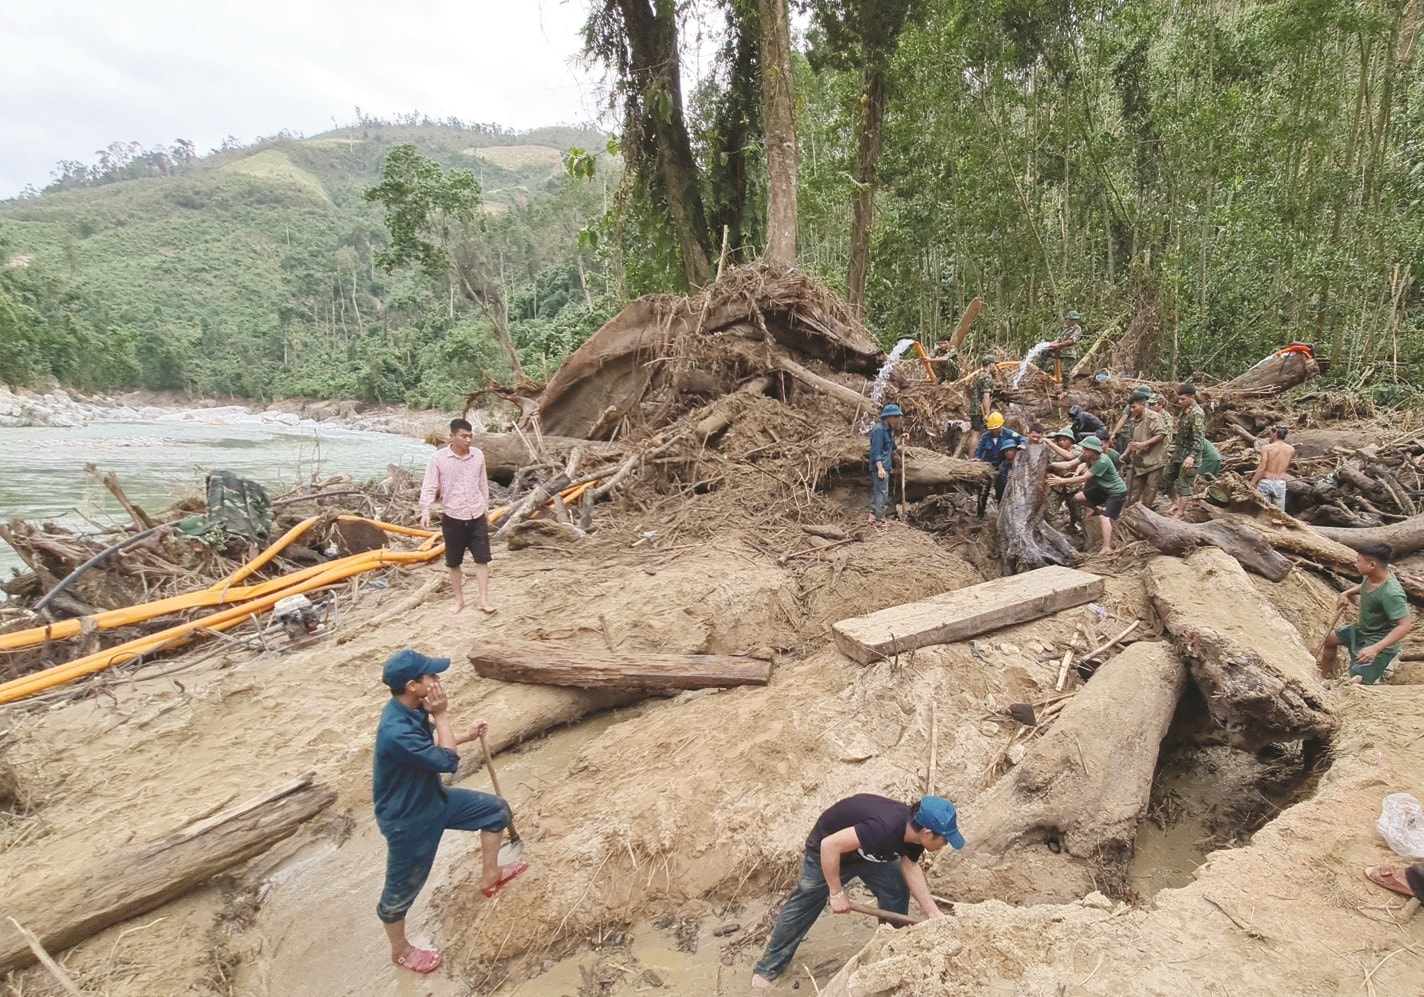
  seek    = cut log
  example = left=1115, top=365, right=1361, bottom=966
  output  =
left=1145, top=548, right=1333, bottom=750
left=469, top=648, right=770, bottom=691
left=939, top=642, right=1188, bottom=903
left=997, top=444, right=1078, bottom=572
left=1119, top=503, right=1293, bottom=581
left=472, top=433, right=625, bottom=484
left=0, top=778, right=335, bottom=975
left=831, top=566, right=1105, bottom=665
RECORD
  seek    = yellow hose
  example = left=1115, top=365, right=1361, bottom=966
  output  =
left=0, top=488, right=598, bottom=702
left=0, top=547, right=442, bottom=704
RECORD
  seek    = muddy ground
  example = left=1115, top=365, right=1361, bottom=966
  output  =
left=3, top=489, right=1424, bottom=996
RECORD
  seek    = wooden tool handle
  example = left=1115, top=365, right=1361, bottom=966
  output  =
left=846, top=901, right=922, bottom=926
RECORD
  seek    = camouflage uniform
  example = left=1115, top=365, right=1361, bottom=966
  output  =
left=1165, top=403, right=1206, bottom=498
left=969, top=369, right=994, bottom=432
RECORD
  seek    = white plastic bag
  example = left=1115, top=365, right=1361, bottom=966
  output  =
left=1377, top=793, right=1424, bottom=859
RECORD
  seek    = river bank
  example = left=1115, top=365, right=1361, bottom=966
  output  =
left=0, top=385, right=462, bottom=441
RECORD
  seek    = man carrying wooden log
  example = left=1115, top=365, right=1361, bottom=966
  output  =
left=1164, top=384, right=1206, bottom=519
left=1123, top=394, right=1169, bottom=509
left=374, top=649, right=528, bottom=974
left=869, top=404, right=903, bottom=526
left=1317, top=543, right=1414, bottom=685
left=420, top=418, right=496, bottom=616
left=1048, top=436, right=1127, bottom=552
left=750, top=795, right=961, bottom=989
left=1251, top=427, right=1295, bottom=510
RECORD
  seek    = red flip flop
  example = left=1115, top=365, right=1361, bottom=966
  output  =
left=1365, top=865, right=1415, bottom=897
left=394, top=947, right=441, bottom=974
left=481, top=858, right=529, bottom=898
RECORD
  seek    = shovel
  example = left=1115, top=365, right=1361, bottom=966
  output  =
left=479, top=732, right=525, bottom=863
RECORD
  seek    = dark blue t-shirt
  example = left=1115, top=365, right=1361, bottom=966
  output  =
left=805, top=794, right=923, bottom=867
left=372, top=698, right=459, bottom=840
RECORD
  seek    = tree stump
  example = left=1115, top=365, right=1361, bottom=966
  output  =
left=997, top=444, right=1077, bottom=573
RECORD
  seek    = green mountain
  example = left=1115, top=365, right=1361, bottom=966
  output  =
left=0, top=120, right=613, bottom=406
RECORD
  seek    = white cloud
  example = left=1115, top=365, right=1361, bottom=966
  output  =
left=0, top=0, right=602, bottom=196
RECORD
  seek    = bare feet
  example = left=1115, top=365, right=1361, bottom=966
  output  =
left=449, top=602, right=465, bottom=616
left=477, top=603, right=497, bottom=615
left=750, top=973, right=773, bottom=990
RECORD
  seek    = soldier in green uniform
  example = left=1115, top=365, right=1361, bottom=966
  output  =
left=968, top=356, right=996, bottom=456
left=1164, top=384, right=1206, bottom=519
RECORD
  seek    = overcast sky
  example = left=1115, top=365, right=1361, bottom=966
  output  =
left=0, top=1, right=604, bottom=197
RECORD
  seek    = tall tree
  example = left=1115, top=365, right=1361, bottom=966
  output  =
left=808, top=0, right=920, bottom=316
left=585, top=0, right=715, bottom=288
left=760, top=0, right=799, bottom=262
left=364, top=144, right=525, bottom=378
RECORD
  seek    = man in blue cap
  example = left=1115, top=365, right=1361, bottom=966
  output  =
left=373, top=649, right=528, bottom=975
left=750, top=794, right=963, bottom=989
left=869, top=404, right=904, bottom=526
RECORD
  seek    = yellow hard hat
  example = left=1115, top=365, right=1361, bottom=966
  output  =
left=987, top=412, right=1005, bottom=429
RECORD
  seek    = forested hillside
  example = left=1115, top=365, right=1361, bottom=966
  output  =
left=3, top=0, right=1422, bottom=406
left=0, top=117, right=612, bottom=405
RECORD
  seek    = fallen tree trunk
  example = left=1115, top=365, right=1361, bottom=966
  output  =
left=454, top=682, right=653, bottom=778
left=473, top=433, right=624, bottom=484
left=821, top=442, right=992, bottom=502
left=1119, top=504, right=1293, bottom=581
left=1311, top=513, right=1424, bottom=558
left=694, top=377, right=774, bottom=441
left=939, top=642, right=1187, bottom=904
left=998, top=444, right=1077, bottom=572
left=1221, top=350, right=1320, bottom=393
left=776, top=355, right=872, bottom=412
left=0, top=777, right=335, bottom=975
left=1145, top=548, right=1332, bottom=750
left=469, top=648, right=771, bottom=690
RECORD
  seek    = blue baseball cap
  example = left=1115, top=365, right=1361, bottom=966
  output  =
left=382, top=648, right=451, bottom=693
left=881, top=403, right=903, bottom=418
left=916, top=796, right=965, bottom=849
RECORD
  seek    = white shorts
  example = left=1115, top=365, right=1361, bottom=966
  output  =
left=1257, top=479, right=1287, bottom=510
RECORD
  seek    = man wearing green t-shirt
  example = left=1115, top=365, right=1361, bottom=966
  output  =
left=1048, top=436, right=1127, bottom=552
left=1318, top=543, right=1415, bottom=684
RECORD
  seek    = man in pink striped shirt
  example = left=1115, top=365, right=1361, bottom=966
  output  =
left=419, top=419, right=495, bottom=616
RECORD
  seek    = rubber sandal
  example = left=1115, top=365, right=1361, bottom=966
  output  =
left=481, top=858, right=530, bottom=898
left=1365, top=865, right=1414, bottom=897
left=394, top=947, right=441, bottom=974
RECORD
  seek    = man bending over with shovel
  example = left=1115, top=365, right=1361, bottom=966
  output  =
left=751, top=794, right=962, bottom=989
left=374, top=649, right=529, bottom=974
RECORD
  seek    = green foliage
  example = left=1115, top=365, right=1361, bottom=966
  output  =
left=364, top=144, right=482, bottom=281
left=0, top=121, right=615, bottom=405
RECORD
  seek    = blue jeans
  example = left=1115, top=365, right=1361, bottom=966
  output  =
left=870, top=471, right=891, bottom=520
left=376, top=788, right=510, bottom=923
left=753, top=853, right=910, bottom=981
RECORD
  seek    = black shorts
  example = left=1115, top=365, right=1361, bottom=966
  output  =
left=441, top=514, right=491, bottom=567
left=1101, top=492, right=1126, bottom=521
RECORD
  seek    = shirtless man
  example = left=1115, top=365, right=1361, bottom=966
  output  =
left=1250, top=426, right=1295, bottom=511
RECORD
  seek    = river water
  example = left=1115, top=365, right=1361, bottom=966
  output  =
left=0, top=410, right=432, bottom=578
